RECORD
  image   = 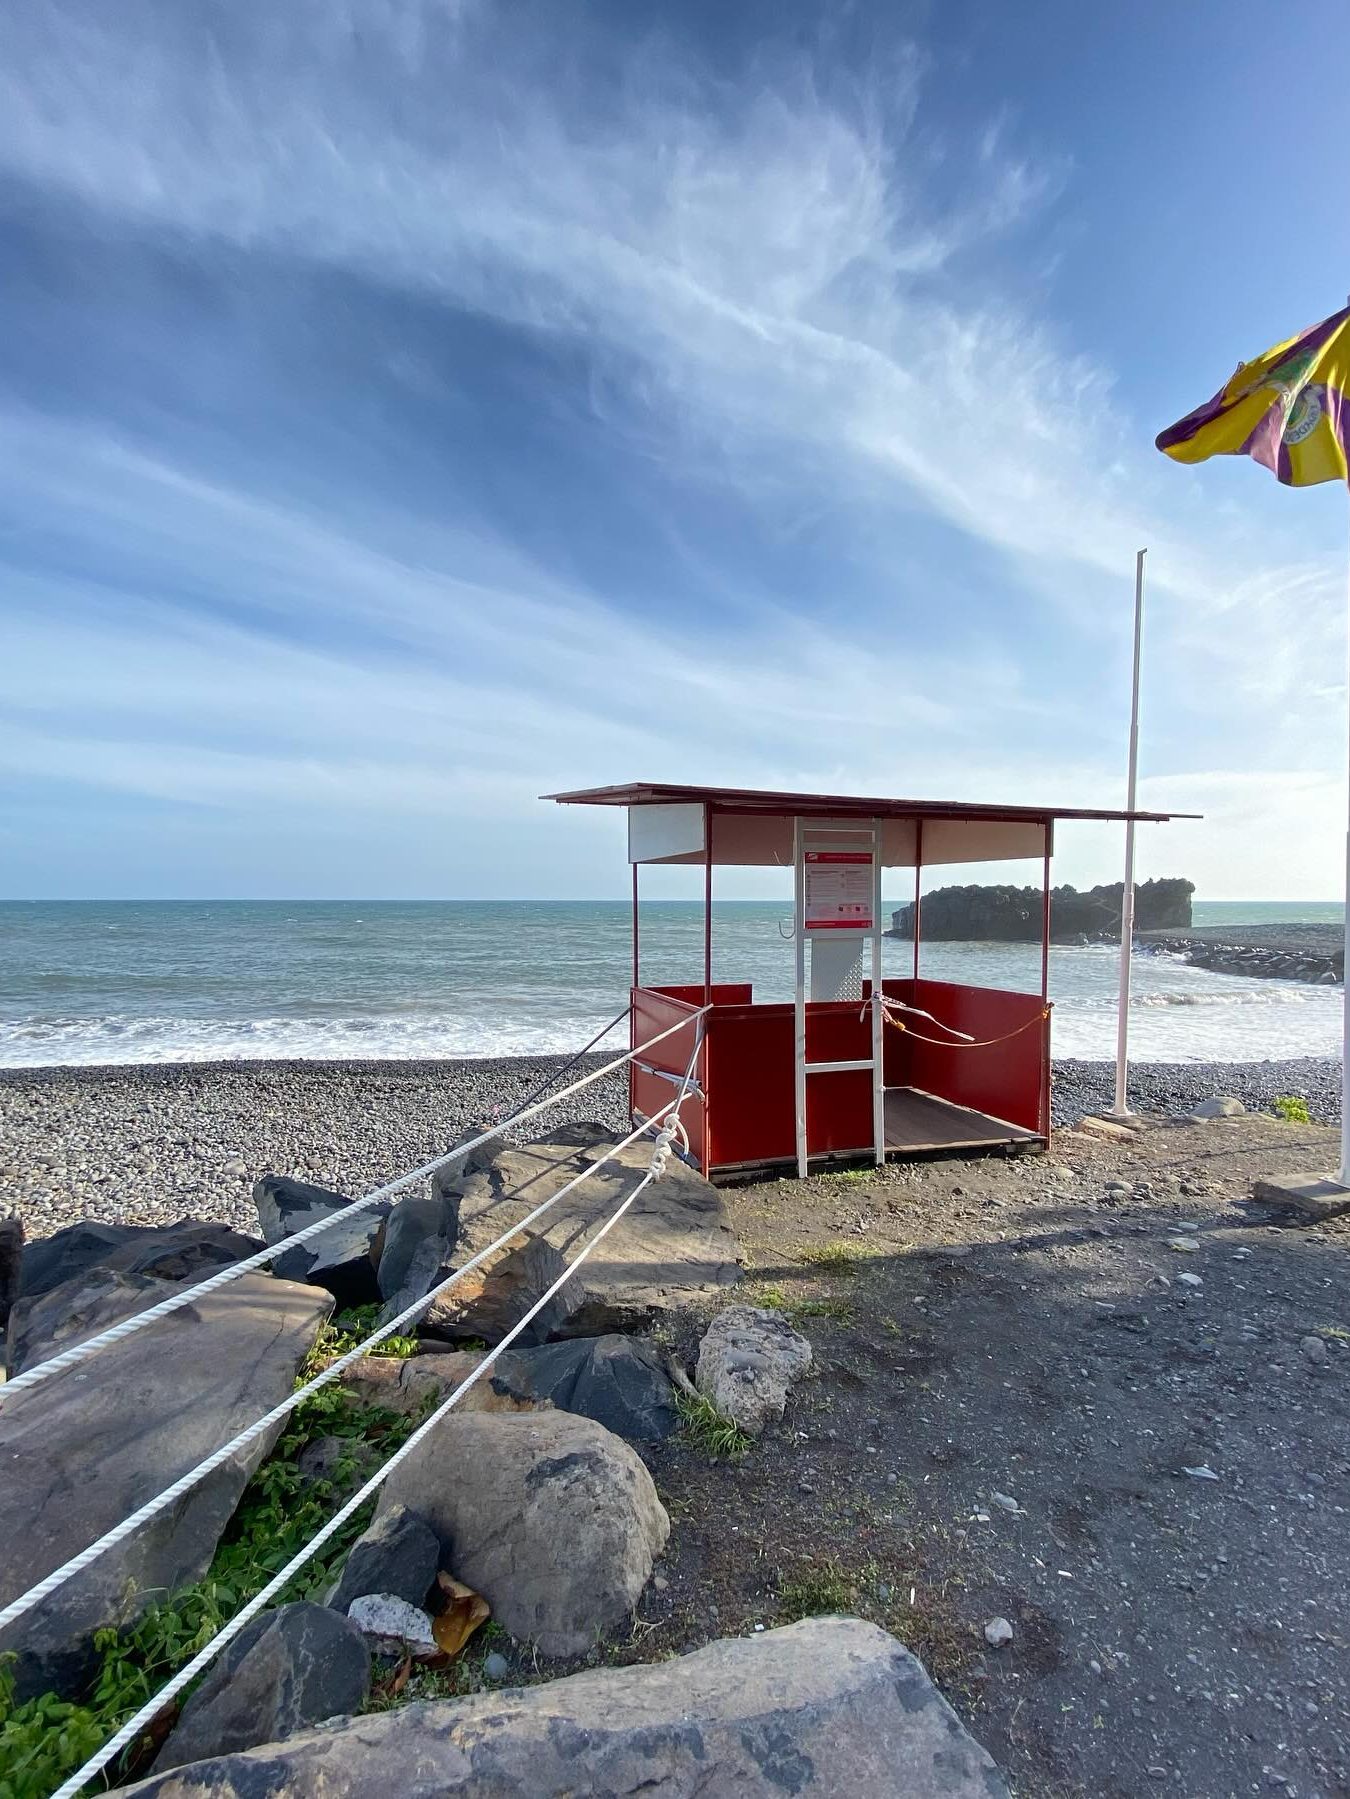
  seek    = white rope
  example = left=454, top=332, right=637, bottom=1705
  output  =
left=863, top=994, right=976, bottom=1043
left=3, top=1007, right=708, bottom=1399
left=0, top=1099, right=684, bottom=1639
left=50, top=1034, right=702, bottom=1799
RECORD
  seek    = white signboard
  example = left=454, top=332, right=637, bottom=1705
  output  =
left=804, top=851, right=873, bottom=932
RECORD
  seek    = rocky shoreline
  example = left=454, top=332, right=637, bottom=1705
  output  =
left=3, top=1061, right=1349, bottom=1795
left=0, top=1051, right=1340, bottom=1243
left=1139, top=922, right=1343, bottom=987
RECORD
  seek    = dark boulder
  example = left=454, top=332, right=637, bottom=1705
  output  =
left=420, top=1231, right=580, bottom=1346
left=18, top=1222, right=143, bottom=1299
left=151, top=1602, right=370, bottom=1775
left=19, top=1219, right=263, bottom=1302
left=376, top=1190, right=458, bottom=1323
left=328, top=1505, right=442, bottom=1614
left=0, top=1212, right=22, bottom=1330
left=490, top=1334, right=679, bottom=1441
left=6, top=1268, right=171, bottom=1378
left=253, top=1175, right=387, bottom=1308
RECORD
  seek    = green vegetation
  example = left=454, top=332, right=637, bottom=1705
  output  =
left=676, top=1390, right=753, bottom=1461
left=797, top=1241, right=871, bottom=1275
left=776, top=1557, right=854, bottom=1621
left=1272, top=1094, right=1312, bottom=1124
left=331, top=1306, right=421, bottom=1359
left=758, top=1284, right=853, bottom=1324
left=0, top=1334, right=426, bottom=1799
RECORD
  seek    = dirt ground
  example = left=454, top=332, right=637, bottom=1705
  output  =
left=559, top=1113, right=1350, bottom=1799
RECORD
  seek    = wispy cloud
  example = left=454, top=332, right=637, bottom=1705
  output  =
left=0, top=0, right=1341, bottom=894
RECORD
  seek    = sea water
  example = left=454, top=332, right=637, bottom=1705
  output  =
left=0, top=899, right=1340, bottom=1068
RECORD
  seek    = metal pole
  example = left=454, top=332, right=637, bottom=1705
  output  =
left=1041, top=825, right=1052, bottom=1003
left=793, top=818, right=808, bottom=1178
left=703, top=804, right=713, bottom=1009
left=631, top=859, right=640, bottom=1131
left=913, top=819, right=923, bottom=981
left=1113, top=548, right=1147, bottom=1117
left=870, top=819, right=885, bottom=1167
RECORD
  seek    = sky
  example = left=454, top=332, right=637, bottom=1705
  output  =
left=1, top=0, right=1348, bottom=901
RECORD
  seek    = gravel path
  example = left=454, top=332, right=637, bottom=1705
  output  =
left=1052, top=1058, right=1339, bottom=1129
left=0, top=1054, right=1338, bottom=1241
left=647, top=1111, right=1350, bottom=1799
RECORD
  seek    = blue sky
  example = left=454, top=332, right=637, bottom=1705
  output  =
left=1, top=0, right=1347, bottom=900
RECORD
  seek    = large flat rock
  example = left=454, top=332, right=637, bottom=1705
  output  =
left=7, top=1267, right=172, bottom=1378
left=1251, top=1172, right=1350, bottom=1222
left=0, top=1272, right=331, bottom=1699
left=113, top=1616, right=1009, bottom=1797
left=434, top=1122, right=741, bottom=1337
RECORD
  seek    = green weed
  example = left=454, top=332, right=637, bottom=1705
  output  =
left=1272, top=1094, right=1312, bottom=1124
left=776, top=1557, right=854, bottom=1621
left=676, top=1391, right=753, bottom=1461
left=0, top=1365, right=424, bottom=1798
left=757, top=1285, right=852, bottom=1324
left=326, top=1308, right=421, bottom=1361
left=797, top=1242, right=870, bottom=1275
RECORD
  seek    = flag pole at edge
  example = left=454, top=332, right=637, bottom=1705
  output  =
left=1113, top=548, right=1147, bottom=1118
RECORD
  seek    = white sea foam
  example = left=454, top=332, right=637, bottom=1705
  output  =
left=0, top=1012, right=621, bottom=1068
left=0, top=902, right=1341, bottom=1068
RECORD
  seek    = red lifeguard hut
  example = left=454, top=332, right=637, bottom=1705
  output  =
left=549, top=783, right=1180, bottom=1181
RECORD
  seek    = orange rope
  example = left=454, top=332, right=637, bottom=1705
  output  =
left=878, top=1004, right=1050, bottom=1052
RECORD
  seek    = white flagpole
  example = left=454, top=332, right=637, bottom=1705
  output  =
left=1113, top=548, right=1147, bottom=1117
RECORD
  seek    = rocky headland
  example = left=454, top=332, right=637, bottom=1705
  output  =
left=888, top=877, right=1193, bottom=944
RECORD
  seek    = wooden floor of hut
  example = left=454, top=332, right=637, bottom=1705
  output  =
left=883, top=1086, right=1039, bottom=1154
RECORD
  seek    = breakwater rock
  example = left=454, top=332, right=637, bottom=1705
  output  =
left=889, top=877, right=1193, bottom=943
left=1139, top=923, right=1343, bottom=987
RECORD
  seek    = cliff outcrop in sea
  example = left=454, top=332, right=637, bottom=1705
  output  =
left=887, top=878, right=1193, bottom=944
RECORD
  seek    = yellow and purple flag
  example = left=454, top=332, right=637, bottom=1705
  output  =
left=1156, top=303, right=1350, bottom=487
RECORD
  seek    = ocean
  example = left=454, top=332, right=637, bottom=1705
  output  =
left=0, top=899, right=1340, bottom=1069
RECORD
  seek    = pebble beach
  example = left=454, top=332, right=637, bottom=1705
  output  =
left=1, top=1051, right=1339, bottom=1241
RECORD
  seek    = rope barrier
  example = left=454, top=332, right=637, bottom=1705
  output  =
left=487, top=1004, right=632, bottom=1125
left=875, top=997, right=1050, bottom=1051
left=2, top=1006, right=708, bottom=1399
left=0, top=1096, right=686, bottom=1640
left=49, top=1034, right=704, bottom=1799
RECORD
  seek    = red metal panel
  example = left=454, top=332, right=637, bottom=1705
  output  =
left=885, top=978, right=1049, bottom=1137
left=646, top=983, right=752, bottom=1006
left=700, top=1002, right=875, bottom=1170
left=631, top=987, right=707, bottom=1172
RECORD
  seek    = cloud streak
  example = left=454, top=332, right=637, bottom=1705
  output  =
left=0, top=0, right=1342, bottom=895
